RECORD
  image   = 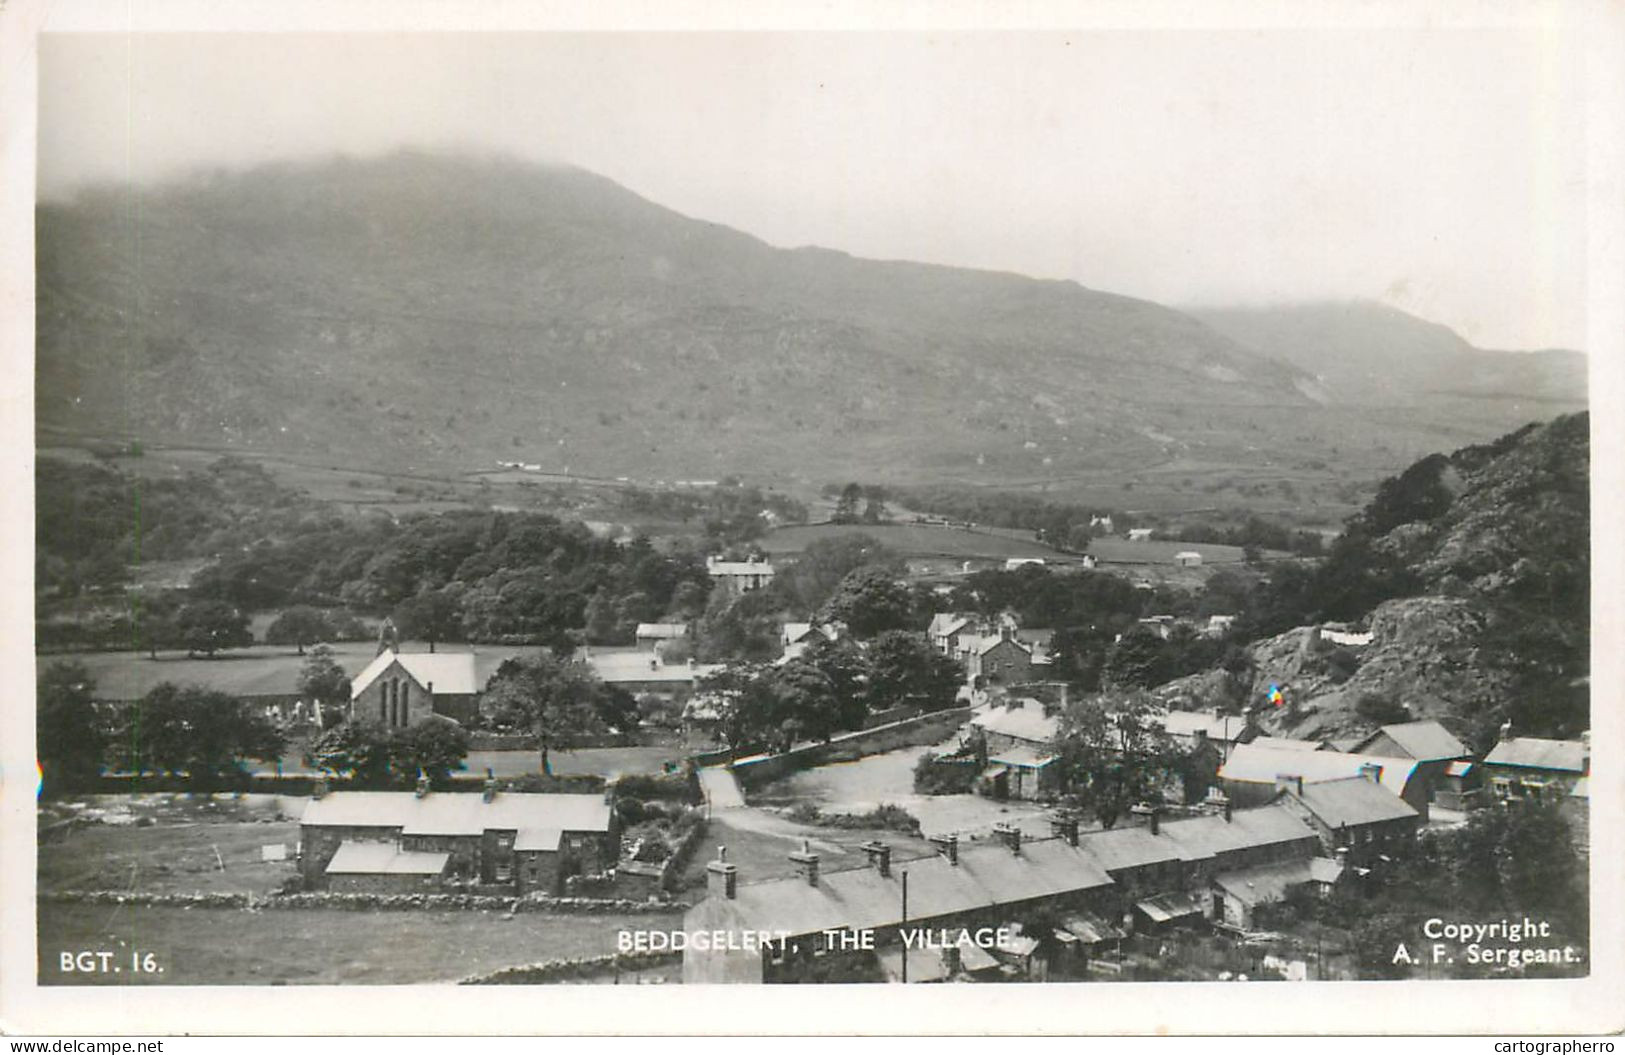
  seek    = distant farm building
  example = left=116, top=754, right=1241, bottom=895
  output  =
left=634, top=623, right=689, bottom=650
left=706, top=556, right=775, bottom=595
left=1126, top=528, right=1155, bottom=542
left=1173, top=551, right=1203, bottom=568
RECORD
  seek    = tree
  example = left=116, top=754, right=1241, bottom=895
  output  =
left=821, top=566, right=913, bottom=638
left=174, top=601, right=253, bottom=657
left=389, top=716, right=470, bottom=788
left=121, top=683, right=287, bottom=790
left=481, top=653, right=617, bottom=747
left=832, top=483, right=864, bottom=524
left=1049, top=693, right=1178, bottom=829
left=1100, top=626, right=1167, bottom=690
left=770, top=659, right=839, bottom=746
left=297, top=644, right=351, bottom=710
left=38, top=661, right=105, bottom=794
left=265, top=605, right=335, bottom=655
left=304, top=719, right=392, bottom=787
left=391, top=588, right=465, bottom=653
left=864, top=630, right=963, bottom=712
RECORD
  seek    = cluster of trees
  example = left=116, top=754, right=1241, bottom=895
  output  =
left=188, top=512, right=713, bottom=650
left=1262, top=799, right=1586, bottom=980
left=38, top=662, right=293, bottom=794
left=888, top=486, right=1120, bottom=550
left=1163, top=515, right=1326, bottom=557
left=699, top=632, right=963, bottom=753
left=36, top=456, right=312, bottom=597
left=616, top=482, right=807, bottom=544
left=693, top=534, right=932, bottom=662
left=479, top=652, right=638, bottom=744
left=1046, top=692, right=1199, bottom=828
left=305, top=717, right=472, bottom=789
left=825, top=483, right=889, bottom=525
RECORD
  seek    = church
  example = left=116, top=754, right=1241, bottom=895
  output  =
left=349, top=619, right=480, bottom=728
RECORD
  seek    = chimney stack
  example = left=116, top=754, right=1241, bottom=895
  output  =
left=1130, top=802, right=1161, bottom=835
left=1274, top=773, right=1305, bottom=797
left=312, top=775, right=329, bottom=800
left=861, top=840, right=892, bottom=878
left=415, top=772, right=431, bottom=798
left=706, top=846, right=738, bottom=900
left=930, top=833, right=960, bottom=866
left=1049, top=812, right=1080, bottom=847
left=789, top=839, right=820, bottom=886
left=482, top=768, right=499, bottom=803
left=993, top=821, right=1023, bottom=855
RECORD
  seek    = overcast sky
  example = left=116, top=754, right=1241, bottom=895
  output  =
left=37, top=27, right=1591, bottom=351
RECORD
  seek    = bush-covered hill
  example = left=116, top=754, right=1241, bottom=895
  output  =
left=1161, top=412, right=1589, bottom=748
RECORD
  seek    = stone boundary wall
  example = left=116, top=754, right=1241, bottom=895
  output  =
left=459, top=949, right=681, bottom=984
left=40, top=890, right=687, bottom=913
left=730, top=706, right=972, bottom=788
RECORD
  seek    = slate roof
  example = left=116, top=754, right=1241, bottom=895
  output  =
left=1484, top=737, right=1588, bottom=773
left=1290, top=777, right=1419, bottom=828
left=970, top=702, right=1058, bottom=745
left=1219, top=744, right=1422, bottom=799
left=1357, top=720, right=1469, bottom=761
left=351, top=649, right=479, bottom=699
left=514, top=828, right=563, bottom=852
left=685, top=837, right=1115, bottom=939
left=634, top=623, right=689, bottom=639
left=1158, top=710, right=1252, bottom=744
left=325, top=841, right=450, bottom=876
left=300, top=791, right=613, bottom=835
left=1136, top=891, right=1202, bottom=922
left=1158, top=805, right=1318, bottom=860
left=584, top=652, right=724, bottom=685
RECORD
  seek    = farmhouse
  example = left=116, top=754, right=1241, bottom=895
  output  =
left=298, top=778, right=617, bottom=895
left=351, top=646, right=480, bottom=728
left=581, top=649, right=723, bottom=698
left=1482, top=732, right=1589, bottom=802
left=1173, top=551, right=1203, bottom=568
left=927, top=613, right=974, bottom=657
left=706, top=555, right=775, bottom=595
left=1275, top=775, right=1422, bottom=865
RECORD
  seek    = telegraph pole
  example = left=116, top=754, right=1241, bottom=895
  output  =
left=900, top=868, right=909, bottom=984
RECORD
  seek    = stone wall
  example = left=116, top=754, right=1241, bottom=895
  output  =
left=731, top=707, right=972, bottom=788
left=459, top=949, right=680, bottom=984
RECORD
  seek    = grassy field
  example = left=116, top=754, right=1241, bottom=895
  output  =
left=38, top=902, right=680, bottom=985
left=1088, top=537, right=1258, bottom=565
left=759, top=522, right=1074, bottom=561
left=45, top=642, right=553, bottom=702
left=39, top=815, right=303, bottom=896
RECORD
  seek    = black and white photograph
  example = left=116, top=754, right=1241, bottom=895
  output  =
left=2, top=0, right=1621, bottom=1038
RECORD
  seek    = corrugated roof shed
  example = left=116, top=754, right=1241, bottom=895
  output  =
left=1250, top=736, right=1328, bottom=752
left=1484, top=737, right=1587, bottom=773
left=300, top=791, right=612, bottom=835
left=1220, top=744, right=1421, bottom=800
left=1291, top=777, right=1418, bottom=828
left=325, top=841, right=450, bottom=875
left=988, top=746, right=1056, bottom=769
left=1212, top=858, right=1320, bottom=906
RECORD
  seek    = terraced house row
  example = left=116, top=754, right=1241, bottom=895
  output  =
left=683, top=775, right=1420, bottom=983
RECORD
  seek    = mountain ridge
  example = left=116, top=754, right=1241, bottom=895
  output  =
left=36, top=149, right=1583, bottom=488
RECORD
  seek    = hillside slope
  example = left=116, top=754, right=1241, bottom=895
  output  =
left=1160, top=413, right=1589, bottom=748
left=38, top=150, right=1328, bottom=484
left=1190, top=300, right=1586, bottom=412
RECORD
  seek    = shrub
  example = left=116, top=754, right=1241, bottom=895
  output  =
left=1355, top=693, right=1409, bottom=725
